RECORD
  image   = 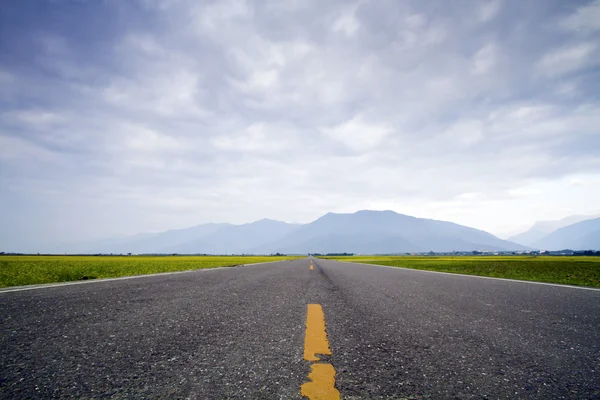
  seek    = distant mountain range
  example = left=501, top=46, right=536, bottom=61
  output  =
left=508, top=214, right=599, bottom=247
left=509, top=214, right=600, bottom=250
left=59, top=210, right=532, bottom=255
left=532, top=218, right=600, bottom=250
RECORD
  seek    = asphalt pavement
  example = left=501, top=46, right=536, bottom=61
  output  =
left=1, top=258, right=599, bottom=399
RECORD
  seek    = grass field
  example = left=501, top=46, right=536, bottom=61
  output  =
left=0, top=255, right=300, bottom=288
left=323, top=255, right=600, bottom=288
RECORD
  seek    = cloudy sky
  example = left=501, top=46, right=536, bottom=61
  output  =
left=1, top=0, right=600, bottom=251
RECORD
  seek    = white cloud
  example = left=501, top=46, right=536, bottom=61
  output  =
left=322, top=116, right=393, bottom=152
left=442, top=120, right=484, bottom=146
left=0, top=135, right=60, bottom=164
left=405, top=14, right=426, bottom=30
left=122, top=34, right=163, bottom=55
left=38, top=35, right=70, bottom=56
left=2, top=110, right=67, bottom=128
left=479, top=0, right=502, bottom=22
left=195, top=0, right=252, bottom=31
left=332, top=7, right=360, bottom=36
left=0, top=70, right=14, bottom=85
left=1, top=0, right=600, bottom=247
left=537, top=42, right=597, bottom=76
left=456, top=192, right=484, bottom=201
left=569, top=177, right=585, bottom=187
left=471, top=44, right=497, bottom=75
left=211, top=123, right=295, bottom=153
left=561, top=0, right=600, bottom=33
left=123, top=124, right=184, bottom=153
left=103, top=68, right=208, bottom=117
left=228, top=39, right=315, bottom=98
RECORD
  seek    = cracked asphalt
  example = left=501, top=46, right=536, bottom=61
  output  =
left=1, top=257, right=599, bottom=399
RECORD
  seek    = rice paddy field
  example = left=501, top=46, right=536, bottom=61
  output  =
left=0, top=255, right=301, bottom=288
left=323, top=255, right=600, bottom=288
left=3, top=255, right=599, bottom=289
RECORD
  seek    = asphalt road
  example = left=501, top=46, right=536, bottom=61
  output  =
left=1, top=258, right=599, bottom=399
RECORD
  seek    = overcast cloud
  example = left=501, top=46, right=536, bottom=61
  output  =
left=1, top=0, right=600, bottom=252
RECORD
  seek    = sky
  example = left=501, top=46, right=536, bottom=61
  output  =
left=1, top=0, right=600, bottom=252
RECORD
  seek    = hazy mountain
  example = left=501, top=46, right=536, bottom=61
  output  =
left=54, top=210, right=528, bottom=254
left=252, top=210, right=528, bottom=254
left=169, top=219, right=300, bottom=254
left=76, top=223, right=232, bottom=254
left=509, top=214, right=600, bottom=247
left=533, top=218, right=600, bottom=250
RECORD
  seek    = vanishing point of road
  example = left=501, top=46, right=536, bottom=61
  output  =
left=1, top=258, right=599, bottom=399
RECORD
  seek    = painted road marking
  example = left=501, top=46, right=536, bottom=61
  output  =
left=302, top=364, right=339, bottom=400
left=303, top=304, right=331, bottom=361
left=302, top=304, right=340, bottom=399
left=310, top=264, right=314, bottom=270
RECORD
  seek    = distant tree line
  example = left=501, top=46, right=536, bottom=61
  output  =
left=309, top=253, right=354, bottom=256
left=571, top=250, right=600, bottom=256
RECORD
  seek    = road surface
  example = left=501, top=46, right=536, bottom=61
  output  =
left=1, top=257, right=599, bottom=399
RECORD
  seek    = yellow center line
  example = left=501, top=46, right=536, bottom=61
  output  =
left=310, top=264, right=314, bottom=270
left=304, top=304, right=331, bottom=361
left=302, top=364, right=338, bottom=399
left=301, top=304, right=340, bottom=399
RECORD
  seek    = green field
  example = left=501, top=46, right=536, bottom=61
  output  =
left=323, top=255, right=600, bottom=288
left=0, top=255, right=300, bottom=288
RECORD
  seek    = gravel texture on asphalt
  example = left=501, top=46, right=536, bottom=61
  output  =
left=1, top=257, right=599, bottom=399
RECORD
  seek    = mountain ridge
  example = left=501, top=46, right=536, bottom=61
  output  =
left=56, top=210, right=529, bottom=255
left=509, top=214, right=600, bottom=247
left=252, top=210, right=527, bottom=254
left=533, top=218, right=600, bottom=250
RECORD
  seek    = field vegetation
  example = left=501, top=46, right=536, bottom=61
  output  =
left=323, top=255, right=600, bottom=288
left=0, top=255, right=300, bottom=288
